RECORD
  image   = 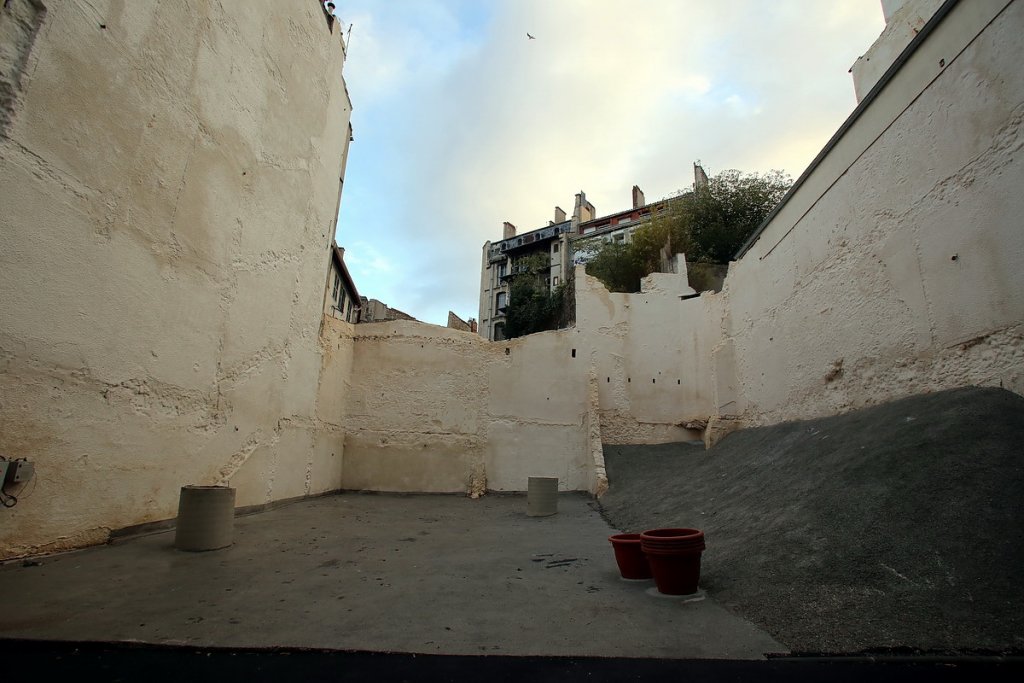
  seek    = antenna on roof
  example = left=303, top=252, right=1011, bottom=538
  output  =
left=347, top=23, right=353, bottom=50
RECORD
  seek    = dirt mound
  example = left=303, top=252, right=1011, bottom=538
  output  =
left=598, top=386, right=1024, bottom=654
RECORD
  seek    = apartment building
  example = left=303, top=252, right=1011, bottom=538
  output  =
left=478, top=178, right=698, bottom=341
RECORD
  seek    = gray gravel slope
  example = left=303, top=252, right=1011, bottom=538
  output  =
left=598, top=386, right=1024, bottom=654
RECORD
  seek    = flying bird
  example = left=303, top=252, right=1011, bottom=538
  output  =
left=527, top=32, right=535, bottom=40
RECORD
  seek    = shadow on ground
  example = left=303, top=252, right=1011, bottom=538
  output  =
left=598, top=386, right=1024, bottom=654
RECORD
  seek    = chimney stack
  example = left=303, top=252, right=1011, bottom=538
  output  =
left=573, top=191, right=595, bottom=223
left=502, top=221, right=517, bottom=240
left=694, top=163, right=709, bottom=190
left=632, top=185, right=645, bottom=209
left=554, top=206, right=566, bottom=223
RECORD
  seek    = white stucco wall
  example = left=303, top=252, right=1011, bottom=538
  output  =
left=727, top=0, right=1024, bottom=426
left=573, top=271, right=721, bottom=444
left=341, top=321, right=593, bottom=493
left=0, top=1, right=352, bottom=558
left=337, top=263, right=725, bottom=494
left=3, top=0, right=1020, bottom=561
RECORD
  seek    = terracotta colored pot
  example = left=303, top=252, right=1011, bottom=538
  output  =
left=640, top=528, right=705, bottom=544
left=640, top=528, right=705, bottom=595
left=608, top=533, right=652, bottom=580
left=644, top=550, right=703, bottom=595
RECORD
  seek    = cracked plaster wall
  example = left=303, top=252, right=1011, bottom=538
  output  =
left=337, top=269, right=721, bottom=494
left=724, top=0, right=1024, bottom=427
left=0, top=1, right=351, bottom=558
left=573, top=270, right=721, bottom=445
left=2, top=0, right=1020, bottom=559
left=340, top=321, right=593, bottom=494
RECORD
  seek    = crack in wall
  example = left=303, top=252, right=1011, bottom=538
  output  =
left=2, top=139, right=97, bottom=203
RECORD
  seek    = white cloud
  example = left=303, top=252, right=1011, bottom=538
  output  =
left=337, top=0, right=885, bottom=325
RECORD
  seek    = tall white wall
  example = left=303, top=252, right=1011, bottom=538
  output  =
left=2, top=0, right=1020, bottom=561
left=0, top=1, right=352, bottom=558
left=341, top=321, right=593, bottom=493
left=727, top=0, right=1024, bottom=425
left=336, top=265, right=723, bottom=495
left=574, top=272, right=722, bottom=444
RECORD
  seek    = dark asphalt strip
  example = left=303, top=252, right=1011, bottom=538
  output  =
left=2, top=639, right=1023, bottom=682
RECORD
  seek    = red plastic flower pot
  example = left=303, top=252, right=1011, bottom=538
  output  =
left=640, top=528, right=705, bottom=595
left=644, top=550, right=703, bottom=595
left=608, top=533, right=651, bottom=580
left=640, top=528, right=704, bottom=544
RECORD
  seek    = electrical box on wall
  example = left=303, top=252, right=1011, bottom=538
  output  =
left=3, top=460, right=33, bottom=485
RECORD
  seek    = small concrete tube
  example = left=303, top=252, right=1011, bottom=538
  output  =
left=527, top=476, right=559, bottom=517
left=174, top=485, right=236, bottom=551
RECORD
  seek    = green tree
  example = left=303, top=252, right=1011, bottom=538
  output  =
left=502, top=253, right=567, bottom=338
left=686, top=169, right=790, bottom=263
left=584, top=168, right=790, bottom=292
left=576, top=241, right=645, bottom=293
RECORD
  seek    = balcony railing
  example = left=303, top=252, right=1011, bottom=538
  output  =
left=488, top=220, right=571, bottom=261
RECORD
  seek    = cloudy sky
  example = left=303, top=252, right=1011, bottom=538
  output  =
left=334, top=1, right=885, bottom=326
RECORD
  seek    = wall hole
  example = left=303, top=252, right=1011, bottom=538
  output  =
left=652, top=378, right=656, bottom=384
left=571, top=348, right=576, bottom=358
left=628, top=377, right=631, bottom=383
left=606, top=377, right=610, bottom=383
left=505, top=347, right=510, bottom=355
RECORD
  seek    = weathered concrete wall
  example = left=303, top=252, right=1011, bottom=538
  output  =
left=341, top=321, right=594, bottom=493
left=342, top=323, right=491, bottom=493
left=340, top=262, right=724, bottom=490
left=3, top=0, right=1020, bottom=560
left=485, top=329, right=592, bottom=490
left=0, top=1, right=351, bottom=558
left=574, top=271, right=721, bottom=444
left=726, top=0, right=1024, bottom=426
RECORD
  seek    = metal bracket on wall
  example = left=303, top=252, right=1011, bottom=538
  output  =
left=4, top=459, right=33, bottom=485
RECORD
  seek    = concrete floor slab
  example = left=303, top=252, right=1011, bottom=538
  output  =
left=0, top=493, right=783, bottom=659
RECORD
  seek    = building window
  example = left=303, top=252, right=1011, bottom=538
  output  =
left=497, top=262, right=507, bottom=279
left=553, top=276, right=559, bottom=286
left=338, top=287, right=346, bottom=312
left=552, top=242, right=560, bottom=253
left=494, top=323, right=506, bottom=341
left=332, top=273, right=340, bottom=300
left=496, top=291, right=507, bottom=310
